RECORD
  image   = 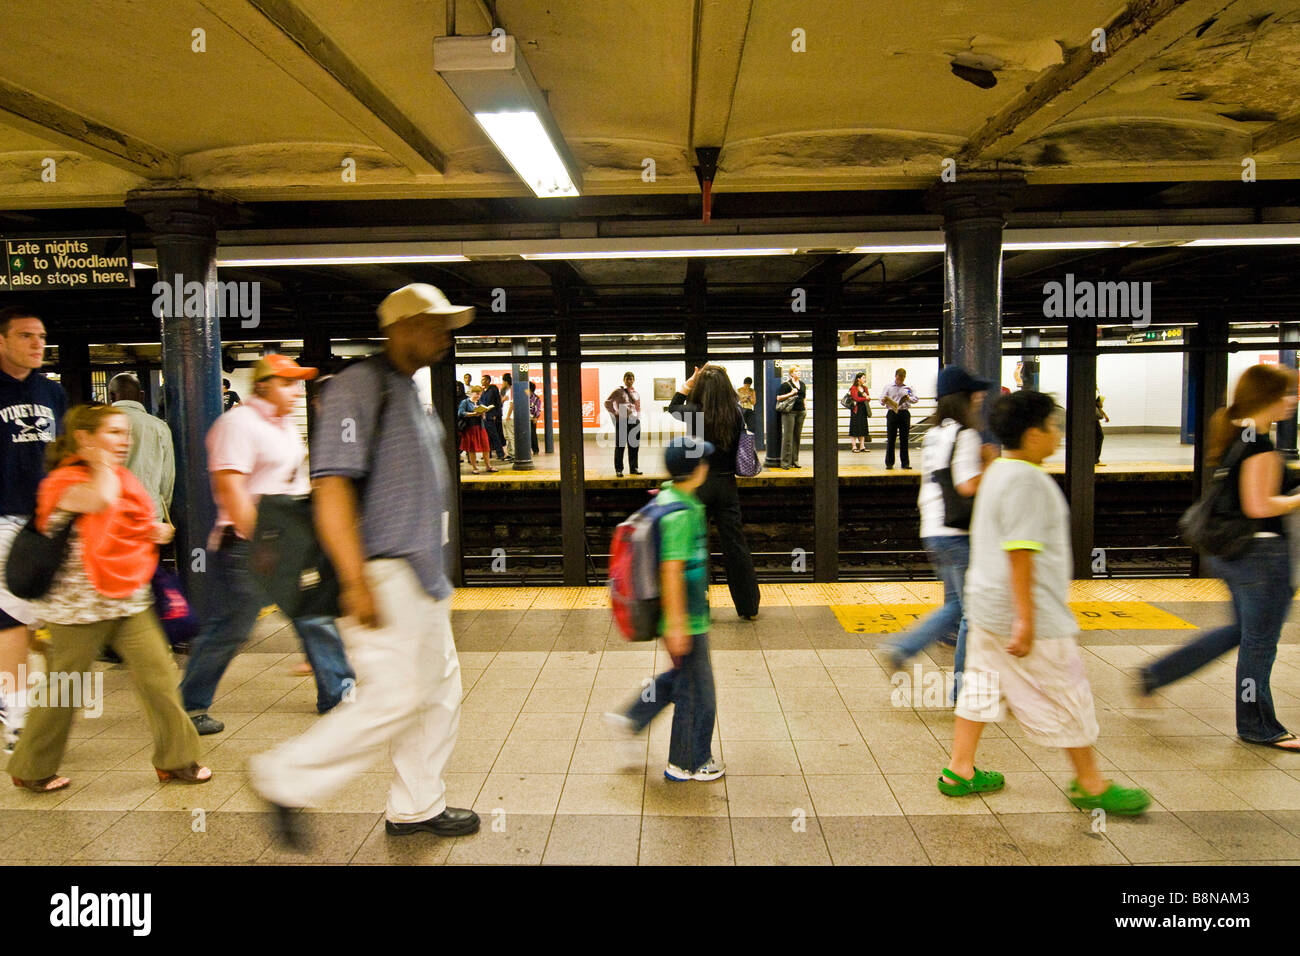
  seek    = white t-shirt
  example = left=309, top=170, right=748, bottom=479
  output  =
left=918, top=420, right=983, bottom=539
left=963, top=457, right=1076, bottom=641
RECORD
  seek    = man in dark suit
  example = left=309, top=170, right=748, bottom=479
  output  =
left=481, top=373, right=505, bottom=460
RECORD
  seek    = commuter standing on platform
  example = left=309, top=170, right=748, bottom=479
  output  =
left=1140, top=364, right=1300, bottom=751
left=848, top=372, right=871, bottom=452
left=501, top=372, right=516, bottom=462
left=179, top=355, right=354, bottom=735
left=458, top=384, right=494, bottom=474
left=480, top=373, right=505, bottom=461
left=1095, top=390, right=1109, bottom=465
left=938, top=390, right=1150, bottom=815
left=528, top=379, right=541, bottom=455
left=0, top=306, right=66, bottom=754
left=108, top=373, right=174, bottom=518
left=222, top=378, right=241, bottom=411
left=251, top=282, right=480, bottom=847
left=605, top=372, right=642, bottom=477
left=881, top=367, right=990, bottom=679
left=606, top=436, right=724, bottom=782
left=8, top=404, right=209, bottom=792
left=881, top=367, right=918, bottom=470
left=777, top=365, right=807, bottom=470
left=737, top=376, right=757, bottom=432
left=669, top=364, right=761, bottom=620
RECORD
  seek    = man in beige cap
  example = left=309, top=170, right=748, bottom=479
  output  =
left=252, top=284, right=481, bottom=847
left=180, top=354, right=355, bottom=734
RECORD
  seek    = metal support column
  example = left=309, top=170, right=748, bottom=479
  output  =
left=125, top=187, right=233, bottom=613
left=1064, top=318, right=1098, bottom=579
left=56, top=335, right=92, bottom=404
left=1190, top=312, right=1230, bottom=577
left=751, top=333, right=765, bottom=451
left=812, top=302, right=840, bottom=582
left=763, top=335, right=783, bottom=469
left=511, top=337, right=535, bottom=470
left=685, top=260, right=707, bottom=380
left=1279, top=323, right=1299, bottom=460
left=1020, top=328, right=1040, bottom=390
left=541, top=337, right=555, bottom=454
left=556, top=312, right=586, bottom=585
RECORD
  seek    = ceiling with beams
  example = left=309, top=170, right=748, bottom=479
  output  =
left=2, top=0, right=1300, bottom=209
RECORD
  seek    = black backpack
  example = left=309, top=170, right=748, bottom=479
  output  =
left=4, top=514, right=76, bottom=600
left=1179, top=440, right=1257, bottom=559
left=931, top=426, right=974, bottom=531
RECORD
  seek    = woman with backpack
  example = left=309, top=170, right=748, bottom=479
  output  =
left=847, top=372, right=871, bottom=452
left=881, top=366, right=991, bottom=681
left=1141, top=363, right=1300, bottom=751
left=7, top=404, right=210, bottom=792
left=668, top=364, right=761, bottom=620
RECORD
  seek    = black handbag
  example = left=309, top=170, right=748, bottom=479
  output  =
left=250, top=364, right=389, bottom=619
left=1179, top=441, right=1257, bottom=559
left=931, top=426, right=973, bottom=531
left=4, top=513, right=76, bottom=600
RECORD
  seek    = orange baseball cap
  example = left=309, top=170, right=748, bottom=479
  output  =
left=252, top=354, right=318, bottom=382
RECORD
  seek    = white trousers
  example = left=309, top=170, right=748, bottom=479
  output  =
left=250, top=558, right=462, bottom=823
left=0, top=516, right=38, bottom=627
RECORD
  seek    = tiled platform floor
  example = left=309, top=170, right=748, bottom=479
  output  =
left=6, top=583, right=1300, bottom=866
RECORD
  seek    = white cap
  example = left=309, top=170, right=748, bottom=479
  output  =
left=377, top=283, right=475, bottom=330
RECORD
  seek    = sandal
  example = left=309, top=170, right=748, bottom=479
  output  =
left=470, top=468, right=480, bottom=474
left=485, top=467, right=498, bottom=473
left=11, top=775, right=70, bottom=793
left=156, top=763, right=213, bottom=785
left=1243, top=732, right=1300, bottom=752
left=1067, top=780, right=1151, bottom=815
left=937, top=766, right=1004, bottom=797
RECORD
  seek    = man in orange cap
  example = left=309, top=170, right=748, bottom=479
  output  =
left=179, top=354, right=354, bottom=735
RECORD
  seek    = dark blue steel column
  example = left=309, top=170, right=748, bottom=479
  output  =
left=511, top=337, right=535, bottom=470
left=1020, top=328, right=1040, bottom=390
left=1278, top=323, right=1298, bottom=460
left=126, top=188, right=233, bottom=614
left=751, top=333, right=765, bottom=451
left=763, top=335, right=783, bottom=469
left=541, top=337, right=555, bottom=454
left=935, top=173, right=1022, bottom=406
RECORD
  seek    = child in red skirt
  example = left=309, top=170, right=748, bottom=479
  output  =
left=459, top=385, right=495, bottom=473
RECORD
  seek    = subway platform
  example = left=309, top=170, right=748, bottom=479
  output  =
left=5, top=579, right=1299, bottom=866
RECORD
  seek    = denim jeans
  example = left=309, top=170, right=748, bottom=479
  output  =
left=887, top=535, right=969, bottom=700
left=180, top=539, right=355, bottom=715
left=624, top=633, right=716, bottom=772
left=1144, top=536, right=1292, bottom=742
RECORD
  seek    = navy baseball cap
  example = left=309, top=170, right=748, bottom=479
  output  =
left=937, top=365, right=993, bottom=398
left=664, top=435, right=715, bottom=477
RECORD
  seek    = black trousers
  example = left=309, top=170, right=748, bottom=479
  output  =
left=885, top=408, right=911, bottom=468
left=486, top=413, right=505, bottom=457
left=614, top=420, right=640, bottom=473
left=1095, top=420, right=1104, bottom=464
left=694, top=470, right=761, bottom=618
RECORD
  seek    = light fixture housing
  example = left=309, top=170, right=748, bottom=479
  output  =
left=434, top=34, right=582, bottom=198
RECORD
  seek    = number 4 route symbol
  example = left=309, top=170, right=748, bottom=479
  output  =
left=10, top=257, right=22, bottom=270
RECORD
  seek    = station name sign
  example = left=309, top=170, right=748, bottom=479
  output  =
left=1, top=236, right=134, bottom=290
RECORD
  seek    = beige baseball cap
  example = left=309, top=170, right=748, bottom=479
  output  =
left=377, top=283, right=475, bottom=330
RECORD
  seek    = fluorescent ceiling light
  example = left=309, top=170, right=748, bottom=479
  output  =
left=1002, top=240, right=1134, bottom=250
left=474, top=111, right=578, bottom=198
left=1182, top=237, right=1300, bottom=247
left=851, top=244, right=945, bottom=254
left=216, top=255, right=468, bottom=266
left=521, top=248, right=797, bottom=260
left=435, top=34, right=583, bottom=198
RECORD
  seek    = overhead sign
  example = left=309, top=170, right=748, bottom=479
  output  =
left=1126, top=328, right=1183, bottom=345
left=1, top=236, right=134, bottom=290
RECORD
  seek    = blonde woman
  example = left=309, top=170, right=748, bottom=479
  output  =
left=9, top=404, right=210, bottom=792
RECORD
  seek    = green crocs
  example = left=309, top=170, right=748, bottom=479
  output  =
left=937, top=766, right=1005, bottom=797
left=1067, top=780, right=1151, bottom=815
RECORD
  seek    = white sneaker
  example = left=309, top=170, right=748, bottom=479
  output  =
left=602, top=712, right=637, bottom=737
left=664, top=759, right=725, bottom=782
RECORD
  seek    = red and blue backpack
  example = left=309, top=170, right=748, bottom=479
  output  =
left=609, top=492, right=688, bottom=641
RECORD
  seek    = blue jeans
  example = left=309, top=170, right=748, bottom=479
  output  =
left=625, top=633, right=716, bottom=772
left=1144, top=536, right=1292, bottom=743
left=889, top=535, right=969, bottom=665
left=179, top=539, right=355, bottom=715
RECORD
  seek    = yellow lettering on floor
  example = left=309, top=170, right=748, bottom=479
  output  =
left=1069, top=601, right=1193, bottom=630
left=832, top=601, right=1193, bottom=634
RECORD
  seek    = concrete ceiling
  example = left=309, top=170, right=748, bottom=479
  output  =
left=3, top=0, right=1300, bottom=209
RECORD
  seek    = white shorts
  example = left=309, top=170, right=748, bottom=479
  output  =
left=0, top=516, right=37, bottom=628
left=955, top=622, right=1099, bottom=749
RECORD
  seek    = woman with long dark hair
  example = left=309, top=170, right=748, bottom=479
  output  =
left=669, top=365, right=761, bottom=620
left=848, top=372, right=871, bottom=452
left=882, top=367, right=991, bottom=688
left=8, top=404, right=211, bottom=791
left=1141, top=363, right=1300, bottom=750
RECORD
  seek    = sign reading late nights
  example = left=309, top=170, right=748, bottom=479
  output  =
left=0, top=236, right=134, bottom=290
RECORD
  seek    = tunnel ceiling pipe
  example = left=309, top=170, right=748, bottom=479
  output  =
left=694, top=147, right=721, bottom=223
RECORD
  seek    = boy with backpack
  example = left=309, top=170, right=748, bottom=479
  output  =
left=606, top=435, right=723, bottom=782
left=938, top=390, right=1150, bottom=815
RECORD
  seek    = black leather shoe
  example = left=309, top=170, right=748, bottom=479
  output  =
left=629, top=469, right=643, bottom=475
left=267, top=801, right=309, bottom=852
left=385, top=807, right=480, bottom=837
left=190, top=713, right=224, bottom=735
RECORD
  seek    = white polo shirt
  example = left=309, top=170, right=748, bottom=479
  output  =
left=206, top=394, right=309, bottom=548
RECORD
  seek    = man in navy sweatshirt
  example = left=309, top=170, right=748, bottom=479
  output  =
left=0, top=306, right=67, bottom=751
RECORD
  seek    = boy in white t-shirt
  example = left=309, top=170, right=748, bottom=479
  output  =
left=938, top=390, right=1150, bottom=815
